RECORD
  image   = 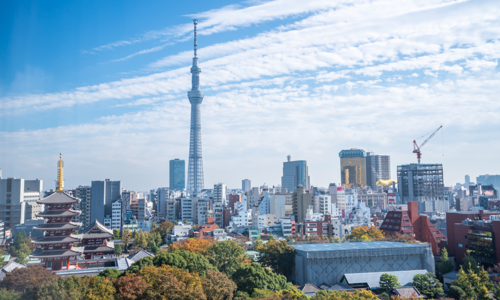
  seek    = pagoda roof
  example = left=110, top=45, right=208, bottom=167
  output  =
left=36, top=209, right=81, bottom=218
left=33, top=222, right=82, bottom=231
left=82, top=241, right=115, bottom=253
left=78, top=220, right=113, bottom=239
left=30, top=248, right=82, bottom=259
left=37, top=192, right=80, bottom=205
left=31, top=236, right=81, bottom=245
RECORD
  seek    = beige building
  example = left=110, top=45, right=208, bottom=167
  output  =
left=292, top=186, right=312, bottom=222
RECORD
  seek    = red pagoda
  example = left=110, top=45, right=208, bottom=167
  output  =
left=31, top=153, right=83, bottom=271
left=78, top=220, right=115, bottom=260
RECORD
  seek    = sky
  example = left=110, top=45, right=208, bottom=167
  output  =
left=1, top=0, right=499, bottom=192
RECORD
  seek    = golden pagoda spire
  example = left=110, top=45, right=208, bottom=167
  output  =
left=56, top=153, right=64, bottom=192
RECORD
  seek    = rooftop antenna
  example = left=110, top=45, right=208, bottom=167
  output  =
left=56, top=153, right=64, bottom=192
left=193, top=19, right=198, bottom=58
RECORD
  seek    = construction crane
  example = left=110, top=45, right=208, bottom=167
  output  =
left=413, top=125, right=442, bottom=164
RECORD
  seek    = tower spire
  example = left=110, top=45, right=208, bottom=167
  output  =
left=193, top=19, right=198, bottom=58
left=56, top=153, right=64, bottom=192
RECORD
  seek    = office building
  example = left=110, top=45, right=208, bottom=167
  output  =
left=155, top=188, right=168, bottom=221
left=366, top=152, right=391, bottom=189
left=477, top=174, right=500, bottom=190
left=0, top=177, right=43, bottom=229
left=187, top=20, right=205, bottom=196
left=465, top=175, right=471, bottom=185
left=0, top=220, right=4, bottom=239
left=336, top=187, right=358, bottom=217
left=90, top=179, right=122, bottom=225
left=197, top=200, right=209, bottom=225
left=181, top=197, right=198, bottom=224
left=247, top=187, right=262, bottom=209
left=292, top=185, right=312, bottom=222
left=269, top=194, right=287, bottom=219
left=138, top=198, right=147, bottom=222
left=358, top=190, right=387, bottom=209
left=228, top=194, right=241, bottom=212
left=214, top=183, right=227, bottom=204
left=213, top=202, right=224, bottom=228
left=397, top=164, right=444, bottom=203
left=166, top=199, right=180, bottom=222
left=282, top=155, right=310, bottom=193
left=74, top=185, right=91, bottom=228
left=169, top=159, right=185, bottom=191
left=230, top=196, right=252, bottom=227
left=242, top=179, right=251, bottom=193
left=111, top=200, right=122, bottom=231
left=339, top=149, right=367, bottom=188
left=313, top=194, right=331, bottom=215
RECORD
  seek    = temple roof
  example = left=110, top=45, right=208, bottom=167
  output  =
left=82, top=241, right=115, bottom=253
left=30, top=248, right=82, bottom=259
left=77, top=220, right=113, bottom=239
left=37, top=192, right=80, bottom=205
left=31, top=236, right=81, bottom=245
left=33, top=222, right=81, bottom=231
left=36, top=209, right=81, bottom=218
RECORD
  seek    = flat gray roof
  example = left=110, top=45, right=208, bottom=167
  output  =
left=291, top=241, right=427, bottom=252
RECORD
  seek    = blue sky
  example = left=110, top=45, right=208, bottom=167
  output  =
left=1, top=0, right=499, bottom=191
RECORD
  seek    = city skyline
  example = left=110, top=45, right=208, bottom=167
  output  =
left=1, top=0, right=500, bottom=190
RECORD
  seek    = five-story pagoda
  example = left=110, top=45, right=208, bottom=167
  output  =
left=31, top=153, right=82, bottom=271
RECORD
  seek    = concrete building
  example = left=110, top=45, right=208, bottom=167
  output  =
left=74, top=186, right=91, bottom=228
left=166, top=199, right=180, bottom=222
left=0, top=177, right=43, bottom=229
left=90, top=180, right=122, bottom=225
left=313, top=194, right=331, bottom=215
left=269, top=194, right=286, bottom=219
left=339, top=149, right=367, bottom=189
left=213, top=202, right=224, bottom=228
left=138, top=198, right=147, bottom=222
left=258, top=214, right=279, bottom=228
left=282, top=155, right=310, bottom=193
left=228, top=194, right=241, bottom=212
left=247, top=187, right=262, bottom=209
left=366, top=152, right=391, bottom=189
left=292, top=242, right=435, bottom=286
left=397, top=164, right=444, bottom=203
left=477, top=174, right=500, bottom=190
left=214, top=183, right=227, bottom=204
left=169, top=159, right=185, bottom=191
left=13, top=219, right=46, bottom=239
left=358, top=190, right=387, bottom=209
left=181, top=197, right=198, bottom=223
left=197, top=199, right=209, bottom=225
left=292, top=186, right=312, bottom=222
left=111, top=200, right=121, bottom=231
left=155, top=188, right=169, bottom=221
left=336, top=187, right=358, bottom=217
left=242, top=179, right=251, bottom=193
left=230, top=196, right=252, bottom=227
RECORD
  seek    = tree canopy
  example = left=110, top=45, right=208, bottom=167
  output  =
left=126, top=256, right=154, bottom=274
left=173, top=249, right=216, bottom=276
left=170, top=238, right=215, bottom=256
left=438, top=247, right=453, bottom=276
left=206, top=240, right=248, bottom=278
left=256, top=240, right=295, bottom=278
left=310, top=290, right=379, bottom=300
left=379, top=273, right=400, bottom=291
left=345, top=226, right=384, bottom=241
left=232, top=262, right=288, bottom=295
left=99, top=268, right=122, bottom=279
left=412, top=272, right=443, bottom=299
left=201, top=269, right=238, bottom=300
left=153, top=251, right=188, bottom=270
left=450, top=265, right=493, bottom=300
left=0, top=265, right=59, bottom=300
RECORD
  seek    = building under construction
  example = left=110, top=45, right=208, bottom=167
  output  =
left=397, top=163, right=444, bottom=203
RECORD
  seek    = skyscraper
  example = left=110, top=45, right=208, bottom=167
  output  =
left=366, top=152, right=391, bottom=189
left=339, top=149, right=367, bottom=188
left=281, top=155, right=310, bottom=193
left=187, top=19, right=205, bottom=196
left=169, top=159, right=185, bottom=190
left=242, top=179, right=251, bottom=193
left=90, top=179, right=122, bottom=225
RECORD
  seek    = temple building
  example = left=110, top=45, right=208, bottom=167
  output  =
left=78, top=220, right=115, bottom=260
left=31, top=154, right=83, bottom=271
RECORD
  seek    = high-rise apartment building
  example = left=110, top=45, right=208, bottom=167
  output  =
left=74, top=185, right=91, bottom=228
left=228, top=194, right=241, bottom=211
left=187, top=20, right=205, bottom=196
left=156, top=188, right=169, bottom=221
left=214, top=183, right=227, bottom=204
left=397, top=164, right=444, bottom=203
left=366, top=152, right=391, bottom=189
left=292, top=185, right=312, bottom=223
left=90, top=179, right=122, bottom=225
left=269, top=194, right=286, bottom=219
left=0, top=178, right=43, bottom=229
left=313, top=194, right=332, bottom=215
left=339, top=149, right=367, bottom=188
left=169, top=159, right=185, bottom=191
left=111, top=200, right=122, bottom=231
left=242, top=179, right=251, bottom=193
left=181, top=197, right=198, bottom=223
left=281, top=155, right=310, bottom=193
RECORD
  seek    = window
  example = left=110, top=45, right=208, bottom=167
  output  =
left=458, top=244, right=463, bottom=248
left=47, top=262, right=52, bottom=267
left=63, top=261, right=67, bottom=266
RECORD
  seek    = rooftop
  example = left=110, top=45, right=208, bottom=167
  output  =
left=37, top=192, right=80, bottom=204
left=292, top=241, right=427, bottom=252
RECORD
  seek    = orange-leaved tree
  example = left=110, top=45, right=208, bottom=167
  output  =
left=169, top=238, right=215, bottom=256
left=345, top=225, right=384, bottom=241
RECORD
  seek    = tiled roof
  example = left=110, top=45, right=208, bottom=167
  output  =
left=34, top=222, right=81, bottom=231
left=80, top=220, right=113, bottom=235
left=37, top=192, right=80, bottom=204
left=127, top=250, right=154, bottom=262
left=36, top=210, right=80, bottom=218
left=299, top=284, right=321, bottom=293
left=83, top=241, right=115, bottom=253
left=31, top=236, right=81, bottom=244
left=393, top=286, right=421, bottom=298
left=30, top=248, right=82, bottom=259
left=2, top=261, right=26, bottom=273
left=342, top=270, right=428, bottom=289
left=328, top=283, right=356, bottom=291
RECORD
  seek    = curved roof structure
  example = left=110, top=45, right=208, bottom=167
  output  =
left=33, top=222, right=82, bottom=231
left=36, top=209, right=81, bottom=218
left=37, top=192, right=80, bottom=205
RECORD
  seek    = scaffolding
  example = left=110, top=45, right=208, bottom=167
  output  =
left=397, top=163, right=444, bottom=203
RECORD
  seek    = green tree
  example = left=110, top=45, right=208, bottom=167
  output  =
left=412, top=272, right=443, bottom=299
left=452, top=267, right=477, bottom=299
left=113, top=229, right=121, bottom=240
left=379, top=273, right=400, bottom=291
left=463, top=251, right=479, bottom=273
left=132, top=229, right=138, bottom=239
left=478, top=285, right=490, bottom=300
left=99, top=268, right=121, bottom=279
left=439, top=247, right=453, bottom=276
left=14, top=244, right=29, bottom=264
left=201, top=269, right=237, bottom=300
left=151, top=245, right=159, bottom=254
left=494, top=287, right=500, bottom=300
left=79, top=275, right=116, bottom=299
left=448, top=285, right=466, bottom=300
left=37, top=276, right=83, bottom=300
left=157, top=221, right=174, bottom=240
left=173, top=249, right=216, bottom=276
left=206, top=240, right=248, bottom=278
left=126, top=256, right=154, bottom=274
left=0, top=265, right=59, bottom=300
left=0, top=288, right=23, bottom=300
left=232, top=262, right=288, bottom=295
left=153, top=252, right=187, bottom=269
left=121, top=229, right=132, bottom=253
left=115, top=244, right=123, bottom=255
left=256, top=240, right=295, bottom=278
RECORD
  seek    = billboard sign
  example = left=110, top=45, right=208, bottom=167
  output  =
left=387, top=193, right=396, bottom=205
left=337, top=187, right=345, bottom=192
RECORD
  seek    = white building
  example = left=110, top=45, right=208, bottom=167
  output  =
left=336, top=188, right=358, bottom=217
left=181, top=197, right=198, bottom=224
left=214, top=183, right=227, bottom=204
left=280, top=218, right=293, bottom=236
left=257, top=214, right=278, bottom=228
left=213, top=202, right=224, bottom=228
left=168, top=223, right=192, bottom=243
left=0, top=178, right=44, bottom=229
left=313, top=195, right=332, bottom=215
left=242, top=179, right=251, bottom=193
left=104, top=215, right=112, bottom=229
left=111, top=200, right=122, bottom=231
left=197, top=200, right=209, bottom=225
left=230, top=196, right=252, bottom=227
left=269, top=194, right=286, bottom=219
left=247, top=187, right=262, bottom=209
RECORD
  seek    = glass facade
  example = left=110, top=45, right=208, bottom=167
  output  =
left=170, top=159, right=186, bottom=191
left=282, top=160, right=309, bottom=193
left=468, top=229, right=495, bottom=265
left=339, top=149, right=367, bottom=189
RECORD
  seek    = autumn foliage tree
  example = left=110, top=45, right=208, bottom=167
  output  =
left=256, top=240, right=296, bottom=278
left=309, top=290, right=380, bottom=300
left=115, top=276, right=149, bottom=300
left=201, top=269, right=238, bottom=300
left=170, top=238, right=215, bottom=256
left=345, top=225, right=384, bottom=241
left=0, top=265, right=59, bottom=300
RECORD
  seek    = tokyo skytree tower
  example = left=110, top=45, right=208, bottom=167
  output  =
left=187, top=19, right=204, bottom=195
